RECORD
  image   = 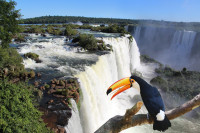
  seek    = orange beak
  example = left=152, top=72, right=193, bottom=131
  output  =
left=106, top=77, right=132, bottom=100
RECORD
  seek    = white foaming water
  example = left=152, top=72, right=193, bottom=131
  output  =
left=165, top=30, right=196, bottom=68
left=76, top=37, right=145, bottom=133
left=65, top=99, right=83, bottom=133
left=76, top=36, right=200, bottom=133
left=132, top=26, right=197, bottom=70
left=18, top=34, right=200, bottom=133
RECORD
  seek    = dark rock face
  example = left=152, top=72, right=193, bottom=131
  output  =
left=36, top=78, right=81, bottom=133
left=40, top=99, right=71, bottom=133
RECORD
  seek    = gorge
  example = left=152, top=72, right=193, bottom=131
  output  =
left=128, top=25, right=200, bottom=71
left=14, top=27, right=200, bottom=133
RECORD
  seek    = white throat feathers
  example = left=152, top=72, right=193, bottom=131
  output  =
left=132, top=81, right=140, bottom=92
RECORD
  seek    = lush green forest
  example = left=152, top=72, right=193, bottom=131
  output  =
left=21, top=16, right=200, bottom=32
left=21, top=15, right=139, bottom=25
left=0, top=1, right=51, bottom=132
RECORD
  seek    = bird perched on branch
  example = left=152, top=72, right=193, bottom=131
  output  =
left=106, top=75, right=171, bottom=132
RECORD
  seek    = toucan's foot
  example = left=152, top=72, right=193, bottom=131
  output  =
left=147, top=113, right=150, bottom=119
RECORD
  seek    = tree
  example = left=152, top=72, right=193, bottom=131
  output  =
left=0, top=0, right=21, bottom=48
left=64, top=25, right=77, bottom=37
left=77, top=34, right=98, bottom=51
left=0, top=80, right=52, bottom=133
left=0, top=47, right=25, bottom=78
left=95, top=93, right=200, bottom=133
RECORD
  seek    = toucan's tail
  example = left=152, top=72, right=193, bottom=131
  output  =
left=153, top=115, right=171, bottom=132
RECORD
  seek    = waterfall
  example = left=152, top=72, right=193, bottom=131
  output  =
left=76, top=37, right=141, bottom=133
left=75, top=36, right=200, bottom=133
left=17, top=33, right=200, bottom=133
left=166, top=30, right=196, bottom=67
left=132, top=26, right=198, bottom=70
left=65, top=99, right=83, bottom=133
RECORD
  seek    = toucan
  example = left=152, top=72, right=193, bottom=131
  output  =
left=106, top=75, right=171, bottom=132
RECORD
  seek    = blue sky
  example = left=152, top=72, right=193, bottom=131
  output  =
left=15, top=0, right=200, bottom=22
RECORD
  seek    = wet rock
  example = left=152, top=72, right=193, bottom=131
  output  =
left=34, top=81, right=39, bottom=87
left=53, top=94, right=65, bottom=98
left=36, top=59, right=42, bottom=63
left=48, top=89, right=57, bottom=94
left=39, top=86, right=45, bottom=91
left=55, top=86, right=65, bottom=90
left=41, top=33, right=47, bottom=37
left=48, top=99, right=54, bottom=104
left=51, top=84, right=56, bottom=89
left=28, top=70, right=35, bottom=78
left=37, top=72, right=42, bottom=77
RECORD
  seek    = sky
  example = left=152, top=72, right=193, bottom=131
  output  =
left=14, top=0, right=200, bottom=22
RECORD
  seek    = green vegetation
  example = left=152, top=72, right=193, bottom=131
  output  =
left=77, top=34, right=98, bottom=51
left=0, top=80, right=51, bottom=133
left=140, top=55, right=162, bottom=65
left=72, top=34, right=112, bottom=51
left=0, top=1, right=51, bottom=132
left=0, top=0, right=21, bottom=48
left=64, top=25, right=77, bottom=37
left=25, top=25, right=45, bottom=34
left=150, top=65, right=200, bottom=99
left=14, top=33, right=26, bottom=43
left=150, top=76, right=168, bottom=92
left=24, top=52, right=39, bottom=61
left=24, top=52, right=42, bottom=63
left=0, top=48, right=25, bottom=78
left=20, top=23, right=128, bottom=36
left=21, top=15, right=138, bottom=25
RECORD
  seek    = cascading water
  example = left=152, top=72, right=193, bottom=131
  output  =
left=76, top=36, right=200, bottom=133
left=65, top=99, right=83, bottom=133
left=76, top=37, right=141, bottom=133
left=131, top=25, right=199, bottom=71
left=15, top=32, right=200, bottom=133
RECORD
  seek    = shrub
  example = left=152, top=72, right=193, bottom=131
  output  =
left=44, top=84, right=50, bottom=89
left=46, top=25, right=54, bottom=34
left=52, top=29, right=62, bottom=36
left=140, top=55, right=161, bottom=64
left=24, top=52, right=39, bottom=61
left=77, top=34, right=98, bottom=51
left=72, top=36, right=80, bottom=43
left=64, top=25, right=77, bottom=37
left=29, top=70, right=35, bottom=78
left=0, top=80, right=51, bottom=133
left=0, top=48, right=25, bottom=78
left=150, top=76, right=168, bottom=91
left=26, top=25, right=44, bottom=33
left=14, top=34, right=26, bottom=42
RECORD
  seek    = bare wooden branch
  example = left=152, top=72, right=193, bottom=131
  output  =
left=123, top=101, right=143, bottom=122
left=95, top=93, right=200, bottom=133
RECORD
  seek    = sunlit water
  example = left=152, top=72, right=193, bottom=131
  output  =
left=14, top=33, right=200, bottom=133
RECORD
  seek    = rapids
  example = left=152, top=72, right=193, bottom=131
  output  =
left=15, top=33, right=200, bottom=133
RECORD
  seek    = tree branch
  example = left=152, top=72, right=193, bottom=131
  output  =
left=95, top=93, right=200, bottom=133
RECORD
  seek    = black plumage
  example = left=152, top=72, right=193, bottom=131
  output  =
left=131, top=75, right=171, bottom=132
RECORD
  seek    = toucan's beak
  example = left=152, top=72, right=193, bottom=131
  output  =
left=106, top=77, right=132, bottom=100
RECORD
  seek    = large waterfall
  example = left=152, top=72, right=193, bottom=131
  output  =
left=75, top=36, right=200, bottom=133
left=75, top=37, right=141, bottom=133
left=131, top=25, right=199, bottom=71
left=16, top=33, right=200, bottom=133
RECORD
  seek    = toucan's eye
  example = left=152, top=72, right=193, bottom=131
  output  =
left=131, top=79, right=134, bottom=83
